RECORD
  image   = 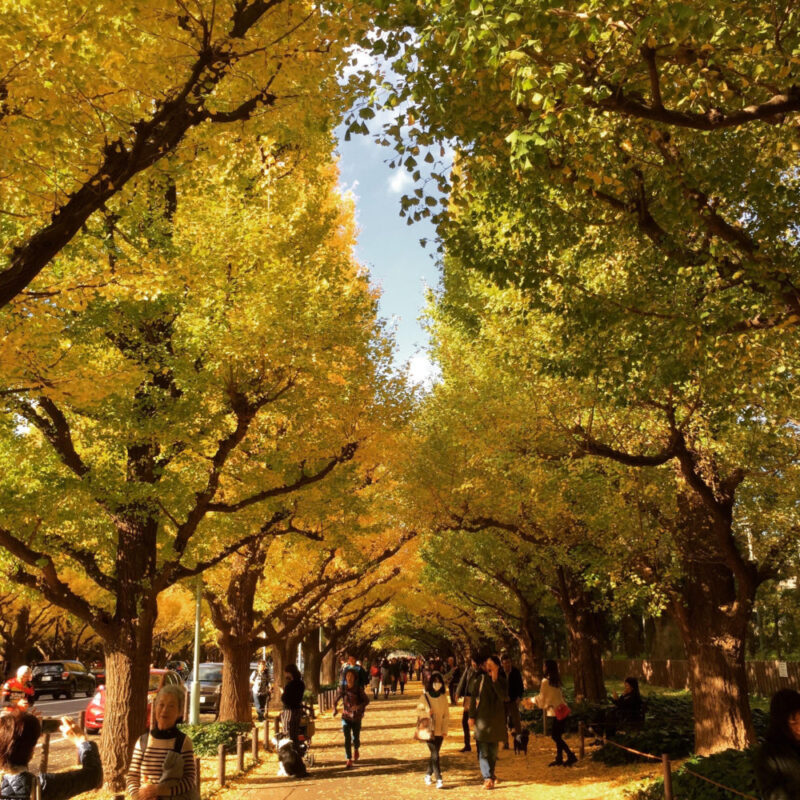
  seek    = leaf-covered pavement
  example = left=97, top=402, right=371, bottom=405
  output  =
left=217, top=682, right=662, bottom=800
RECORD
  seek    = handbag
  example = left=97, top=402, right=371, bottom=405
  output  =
left=554, top=702, right=571, bottom=721
left=413, top=695, right=433, bottom=741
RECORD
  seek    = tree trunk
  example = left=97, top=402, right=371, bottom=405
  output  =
left=619, top=615, right=644, bottom=658
left=553, top=567, right=607, bottom=702
left=100, top=623, right=155, bottom=791
left=516, top=609, right=543, bottom=689
left=302, top=629, right=322, bottom=695
left=320, top=627, right=337, bottom=686
left=217, top=638, right=253, bottom=723
left=7, top=606, right=30, bottom=670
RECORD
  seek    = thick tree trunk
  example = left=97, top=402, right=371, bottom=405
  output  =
left=302, top=629, right=321, bottom=695
left=516, top=610, right=543, bottom=689
left=619, top=615, right=645, bottom=658
left=320, top=628, right=337, bottom=686
left=670, top=568, right=754, bottom=752
left=218, top=638, right=253, bottom=723
left=6, top=606, right=30, bottom=670
left=100, top=623, right=155, bottom=791
left=553, top=567, right=607, bottom=702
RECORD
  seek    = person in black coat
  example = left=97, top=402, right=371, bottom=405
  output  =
left=280, top=664, right=306, bottom=745
left=500, top=654, right=524, bottom=749
left=755, top=688, right=800, bottom=800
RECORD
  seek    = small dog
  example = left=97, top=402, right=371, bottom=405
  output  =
left=513, top=729, right=530, bottom=756
left=272, top=735, right=307, bottom=778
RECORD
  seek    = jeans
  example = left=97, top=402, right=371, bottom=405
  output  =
left=426, top=735, right=444, bottom=780
left=253, top=690, right=266, bottom=721
left=461, top=709, right=471, bottom=749
left=477, top=741, right=498, bottom=780
left=551, top=717, right=575, bottom=763
left=342, top=719, right=362, bottom=760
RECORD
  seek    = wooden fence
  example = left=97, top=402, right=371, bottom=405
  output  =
left=558, top=659, right=799, bottom=695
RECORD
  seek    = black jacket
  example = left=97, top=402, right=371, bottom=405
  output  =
left=281, top=678, right=305, bottom=710
left=505, top=666, right=524, bottom=702
left=0, top=741, right=101, bottom=800
left=755, top=738, right=800, bottom=800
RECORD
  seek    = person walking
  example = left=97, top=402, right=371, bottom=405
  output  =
left=399, top=659, right=409, bottom=695
left=250, top=660, right=270, bottom=722
left=445, top=656, right=462, bottom=706
left=755, top=688, right=800, bottom=799
left=0, top=713, right=101, bottom=800
left=127, top=685, right=197, bottom=800
left=280, top=664, right=305, bottom=745
left=455, top=656, right=479, bottom=752
left=418, top=671, right=450, bottom=789
left=380, top=659, right=391, bottom=700
left=500, top=654, right=524, bottom=749
left=389, top=658, right=401, bottom=694
left=1, top=666, right=35, bottom=713
left=333, top=667, right=370, bottom=768
left=534, top=659, right=576, bottom=767
left=468, top=654, right=508, bottom=790
left=369, top=660, right=381, bottom=700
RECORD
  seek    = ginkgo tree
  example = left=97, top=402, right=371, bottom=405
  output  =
left=0, top=135, right=394, bottom=786
left=0, top=0, right=373, bottom=305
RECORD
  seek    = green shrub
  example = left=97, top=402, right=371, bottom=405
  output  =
left=178, top=722, right=253, bottom=756
left=628, top=748, right=759, bottom=800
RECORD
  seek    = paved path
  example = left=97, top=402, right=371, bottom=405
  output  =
left=220, top=682, right=661, bottom=800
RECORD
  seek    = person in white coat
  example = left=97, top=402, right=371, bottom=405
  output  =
left=418, top=670, right=450, bottom=789
left=534, top=659, right=577, bottom=767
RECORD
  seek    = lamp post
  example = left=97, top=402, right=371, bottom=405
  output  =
left=190, top=576, right=202, bottom=725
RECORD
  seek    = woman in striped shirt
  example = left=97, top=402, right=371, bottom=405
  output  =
left=126, top=685, right=196, bottom=800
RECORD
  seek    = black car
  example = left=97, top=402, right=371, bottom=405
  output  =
left=185, top=662, right=223, bottom=714
left=32, top=661, right=96, bottom=700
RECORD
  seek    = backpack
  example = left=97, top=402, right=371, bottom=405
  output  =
left=137, top=732, right=200, bottom=800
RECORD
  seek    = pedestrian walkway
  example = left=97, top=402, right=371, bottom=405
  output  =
left=221, top=682, right=661, bottom=800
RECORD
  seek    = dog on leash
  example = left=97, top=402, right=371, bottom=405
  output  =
left=513, top=729, right=530, bottom=756
left=272, top=735, right=308, bottom=778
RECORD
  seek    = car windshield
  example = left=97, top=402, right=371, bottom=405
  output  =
left=33, top=664, right=63, bottom=675
left=198, top=666, right=222, bottom=682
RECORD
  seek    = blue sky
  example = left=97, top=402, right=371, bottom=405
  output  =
left=336, top=131, right=440, bottom=383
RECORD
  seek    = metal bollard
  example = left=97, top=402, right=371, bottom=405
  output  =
left=236, top=734, right=245, bottom=772
left=578, top=721, right=585, bottom=760
left=251, top=727, right=259, bottom=762
left=39, top=733, right=50, bottom=774
left=217, top=743, right=226, bottom=787
left=662, top=753, right=673, bottom=800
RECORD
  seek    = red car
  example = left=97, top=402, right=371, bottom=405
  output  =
left=84, top=669, right=184, bottom=734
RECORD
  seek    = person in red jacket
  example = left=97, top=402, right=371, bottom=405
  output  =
left=2, top=665, right=35, bottom=712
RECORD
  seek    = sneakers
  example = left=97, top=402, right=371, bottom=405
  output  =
left=353, top=748, right=360, bottom=762
left=483, top=778, right=495, bottom=789
left=345, top=759, right=354, bottom=769
left=436, top=779, right=444, bottom=789
left=548, top=760, right=563, bottom=767
left=424, top=775, right=433, bottom=786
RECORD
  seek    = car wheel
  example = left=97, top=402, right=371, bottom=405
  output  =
left=85, top=685, right=93, bottom=698
left=52, top=692, right=61, bottom=700
left=64, top=685, right=74, bottom=700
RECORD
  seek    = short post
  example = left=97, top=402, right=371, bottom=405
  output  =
left=39, top=732, right=50, bottom=774
left=217, top=743, right=226, bottom=787
left=263, top=718, right=270, bottom=750
left=77, top=713, right=87, bottom=765
left=236, top=733, right=245, bottom=772
left=578, top=721, right=585, bottom=760
left=251, top=726, right=259, bottom=762
left=183, top=690, right=190, bottom=722
left=194, top=757, right=201, bottom=789
left=662, top=753, right=673, bottom=800
left=542, top=713, right=547, bottom=736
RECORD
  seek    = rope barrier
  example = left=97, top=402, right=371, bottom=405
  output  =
left=595, top=735, right=760, bottom=800
left=681, top=767, right=760, bottom=800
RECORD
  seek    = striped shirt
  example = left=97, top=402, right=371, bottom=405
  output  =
left=126, top=732, right=195, bottom=799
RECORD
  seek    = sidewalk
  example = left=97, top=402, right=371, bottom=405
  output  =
left=218, top=682, right=661, bottom=800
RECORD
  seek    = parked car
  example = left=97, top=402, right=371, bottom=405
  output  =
left=84, top=668, right=184, bottom=734
left=31, top=661, right=96, bottom=700
left=185, top=662, right=223, bottom=715
left=89, top=662, right=105, bottom=686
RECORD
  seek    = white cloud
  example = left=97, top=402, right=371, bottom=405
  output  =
left=407, top=351, right=440, bottom=388
left=388, top=170, right=413, bottom=194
